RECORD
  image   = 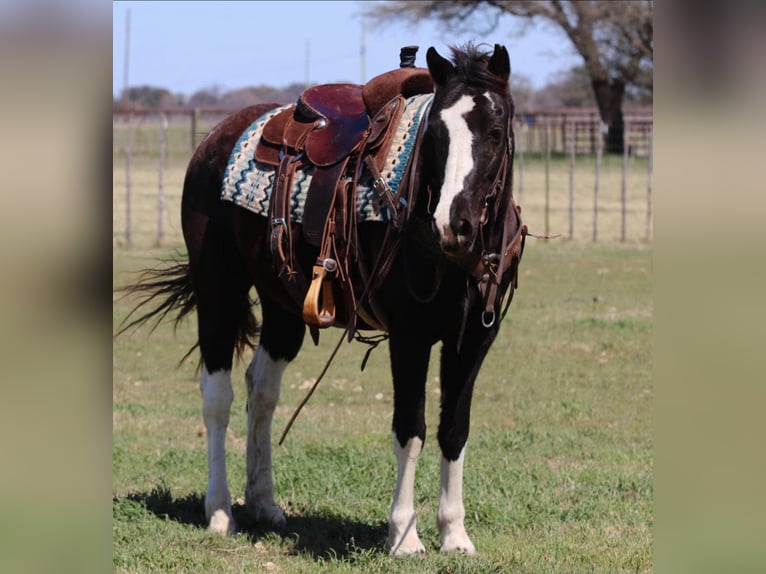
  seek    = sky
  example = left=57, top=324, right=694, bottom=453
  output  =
left=112, top=1, right=580, bottom=98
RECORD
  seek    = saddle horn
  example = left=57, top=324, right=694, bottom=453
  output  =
left=399, top=46, right=418, bottom=68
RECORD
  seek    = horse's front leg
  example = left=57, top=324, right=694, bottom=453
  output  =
left=388, top=329, right=431, bottom=556
left=200, top=366, right=235, bottom=534
left=436, top=322, right=498, bottom=554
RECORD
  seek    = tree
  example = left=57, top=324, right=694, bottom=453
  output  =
left=365, top=0, right=653, bottom=153
left=533, top=66, right=596, bottom=108
left=121, top=85, right=177, bottom=109
left=188, top=84, right=224, bottom=107
left=508, top=73, right=535, bottom=111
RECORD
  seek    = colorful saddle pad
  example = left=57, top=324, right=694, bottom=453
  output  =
left=220, top=93, right=433, bottom=223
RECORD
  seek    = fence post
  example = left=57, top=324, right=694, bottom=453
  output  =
left=157, top=113, right=168, bottom=246
left=590, top=112, right=596, bottom=154
left=544, top=116, right=550, bottom=240
left=124, top=113, right=133, bottom=247
left=621, top=120, right=629, bottom=242
left=191, top=108, right=200, bottom=152
left=647, top=123, right=653, bottom=241
left=561, top=113, right=567, bottom=155
left=516, top=120, right=524, bottom=205
left=568, top=118, right=575, bottom=240
left=593, top=121, right=603, bottom=242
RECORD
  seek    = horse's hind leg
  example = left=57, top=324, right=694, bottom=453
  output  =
left=200, top=366, right=235, bottom=534
left=196, top=277, right=252, bottom=535
left=245, top=297, right=305, bottom=529
left=187, top=213, right=256, bottom=535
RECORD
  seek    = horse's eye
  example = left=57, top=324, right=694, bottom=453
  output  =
left=487, top=128, right=503, bottom=145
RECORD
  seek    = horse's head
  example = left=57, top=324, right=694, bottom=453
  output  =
left=421, top=43, right=514, bottom=259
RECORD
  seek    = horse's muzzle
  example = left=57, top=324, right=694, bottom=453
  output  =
left=435, top=218, right=475, bottom=254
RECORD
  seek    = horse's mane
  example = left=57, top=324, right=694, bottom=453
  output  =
left=447, top=42, right=509, bottom=94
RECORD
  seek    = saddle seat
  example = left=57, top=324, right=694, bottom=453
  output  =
left=296, top=83, right=370, bottom=166
left=255, top=70, right=433, bottom=168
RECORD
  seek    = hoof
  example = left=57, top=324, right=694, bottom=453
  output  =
left=207, top=509, right=237, bottom=536
left=389, top=533, right=426, bottom=556
left=440, top=533, right=476, bottom=555
left=390, top=544, right=426, bottom=557
left=251, top=502, right=287, bottom=531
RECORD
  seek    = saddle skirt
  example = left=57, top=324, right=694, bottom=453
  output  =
left=220, top=93, right=433, bottom=223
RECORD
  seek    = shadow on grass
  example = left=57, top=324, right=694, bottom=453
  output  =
left=118, top=485, right=388, bottom=560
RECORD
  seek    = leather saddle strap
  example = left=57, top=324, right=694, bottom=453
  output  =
left=349, top=102, right=430, bottom=329
left=270, top=152, right=300, bottom=278
left=303, top=158, right=348, bottom=247
left=361, top=97, right=405, bottom=222
left=393, top=97, right=431, bottom=228
left=363, top=156, right=397, bottom=217
left=302, top=156, right=351, bottom=328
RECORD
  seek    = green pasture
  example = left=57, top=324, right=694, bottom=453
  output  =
left=113, top=239, right=652, bottom=573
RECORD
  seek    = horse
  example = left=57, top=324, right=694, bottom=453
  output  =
left=118, top=43, right=526, bottom=556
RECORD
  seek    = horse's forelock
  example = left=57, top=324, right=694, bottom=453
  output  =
left=447, top=42, right=509, bottom=94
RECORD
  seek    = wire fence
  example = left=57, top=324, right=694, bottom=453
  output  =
left=113, top=106, right=653, bottom=248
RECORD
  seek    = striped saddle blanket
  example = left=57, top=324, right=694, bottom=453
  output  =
left=220, top=93, right=433, bottom=223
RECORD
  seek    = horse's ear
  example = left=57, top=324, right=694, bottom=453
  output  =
left=426, top=47, right=454, bottom=87
left=488, top=44, right=510, bottom=81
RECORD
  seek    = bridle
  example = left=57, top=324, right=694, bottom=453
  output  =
left=417, top=96, right=527, bottom=348
left=472, top=106, right=527, bottom=331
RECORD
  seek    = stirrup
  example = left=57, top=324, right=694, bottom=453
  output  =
left=303, top=259, right=337, bottom=328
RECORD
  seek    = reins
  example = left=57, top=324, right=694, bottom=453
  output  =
left=403, top=246, right=445, bottom=304
left=278, top=223, right=398, bottom=446
left=278, top=103, right=431, bottom=445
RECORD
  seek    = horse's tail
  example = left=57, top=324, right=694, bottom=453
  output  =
left=115, top=253, right=201, bottom=365
left=115, top=252, right=260, bottom=366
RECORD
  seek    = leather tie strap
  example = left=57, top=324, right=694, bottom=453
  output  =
left=270, top=153, right=301, bottom=278
left=363, top=155, right=397, bottom=218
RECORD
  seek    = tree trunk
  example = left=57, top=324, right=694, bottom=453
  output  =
left=605, top=82, right=626, bottom=154
left=591, top=78, right=626, bottom=154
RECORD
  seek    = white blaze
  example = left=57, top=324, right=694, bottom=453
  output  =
left=484, top=90, right=498, bottom=115
left=433, top=95, right=476, bottom=239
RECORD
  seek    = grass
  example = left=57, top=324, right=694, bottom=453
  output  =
left=113, top=240, right=652, bottom=573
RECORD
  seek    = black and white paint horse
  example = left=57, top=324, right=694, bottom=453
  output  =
left=120, top=43, right=525, bottom=555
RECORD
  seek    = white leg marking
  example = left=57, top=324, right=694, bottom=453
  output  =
left=438, top=447, right=476, bottom=554
left=389, top=434, right=426, bottom=556
left=200, top=366, right=235, bottom=534
left=432, top=94, right=476, bottom=241
left=245, top=347, right=288, bottom=529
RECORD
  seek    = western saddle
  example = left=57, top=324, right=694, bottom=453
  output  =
left=253, top=50, right=434, bottom=337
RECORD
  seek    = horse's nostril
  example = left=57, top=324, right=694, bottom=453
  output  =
left=456, top=219, right=472, bottom=238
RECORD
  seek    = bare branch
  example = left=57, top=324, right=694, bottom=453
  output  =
left=362, top=0, right=653, bottom=153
